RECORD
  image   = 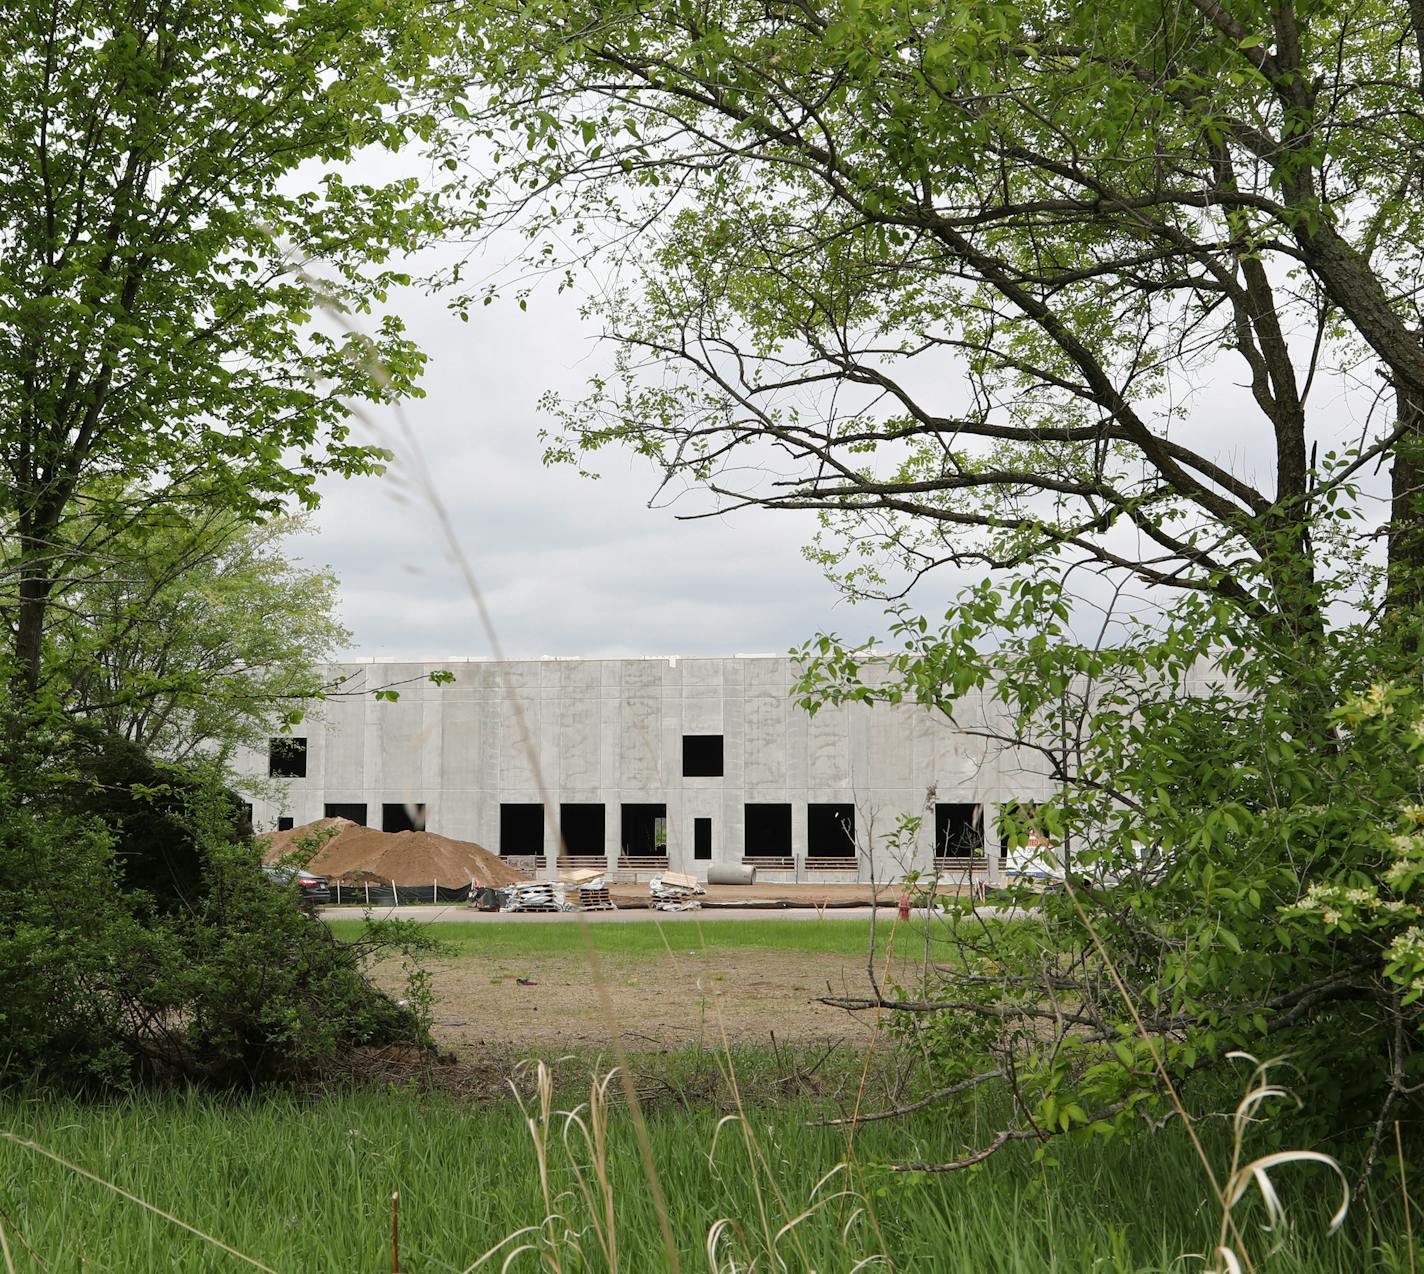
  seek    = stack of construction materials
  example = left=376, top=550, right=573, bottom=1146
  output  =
left=649, top=871, right=705, bottom=912
left=562, top=867, right=615, bottom=911
left=500, top=880, right=571, bottom=912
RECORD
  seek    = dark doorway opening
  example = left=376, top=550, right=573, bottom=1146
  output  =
left=500, top=804, right=544, bottom=856
left=744, top=803, right=792, bottom=857
left=560, top=803, right=606, bottom=857
left=683, top=735, right=724, bottom=777
left=807, top=804, right=856, bottom=858
left=621, top=803, right=667, bottom=858
left=935, top=804, right=985, bottom=858
left=694, top=818, right=712, bottom=861
left=383, top=802, right=427, bottom=833
left=277, top=816, right=295, bottom=832
left=324, top=802, right=367, bottom=826
left=269, top=737, right=307, bottom=778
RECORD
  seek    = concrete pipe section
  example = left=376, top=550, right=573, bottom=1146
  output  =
left=707, top=863, right=757, bottom=886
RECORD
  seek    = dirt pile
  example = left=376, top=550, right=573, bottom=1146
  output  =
left=259, top=819, right=526, bottom=888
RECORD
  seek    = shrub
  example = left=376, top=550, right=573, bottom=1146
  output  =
left=801, top=579, right=1424, bottom=1178
left=0, top=724, right=432, bottom=1090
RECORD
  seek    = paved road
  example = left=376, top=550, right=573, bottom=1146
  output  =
left=321, top=903, right=1032, bottom=924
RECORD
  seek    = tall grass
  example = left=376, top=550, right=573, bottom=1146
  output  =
left=0, top=1081, right=1392, bottom=1272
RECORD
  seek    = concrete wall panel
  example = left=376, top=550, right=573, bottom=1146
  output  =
left=239, top=655, right=1062, bottom=884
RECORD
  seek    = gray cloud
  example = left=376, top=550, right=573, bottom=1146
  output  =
left=288, top=278, right=894, bottom=659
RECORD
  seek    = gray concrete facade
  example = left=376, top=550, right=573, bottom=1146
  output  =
left=237, top=656, right=1058, bottom=884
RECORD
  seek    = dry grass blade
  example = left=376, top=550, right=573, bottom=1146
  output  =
left=1202, top=1055, right=1349, bottom=1273
left=559, top=1069, right=620, bottom=1272
left=0, top=1131, right=280, bottom=1273
left=460, top=1225, right=545, bottom=1273
left=1225, top=1151, right=1349, bottom=1234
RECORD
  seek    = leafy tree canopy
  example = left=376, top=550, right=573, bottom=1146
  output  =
left=453, top=0, right=1424, bottom=642
left=0, top=0, right=462, bottom=689
left=43, top=501, right=349, bottom=767
left=452, top=0, right=1424, bottom=1177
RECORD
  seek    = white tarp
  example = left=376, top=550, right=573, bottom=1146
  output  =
left=649, top=872, right=705, bottom=912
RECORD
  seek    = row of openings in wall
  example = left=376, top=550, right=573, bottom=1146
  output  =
left=496, top=802, right=1008, bottom=859
left=265, top=799, right=1012, bottom=860
left=500, top=803, right=669, bottom=858
left=270, top=734, right=730, bottom=783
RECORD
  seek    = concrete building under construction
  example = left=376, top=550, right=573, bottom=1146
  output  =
left=237, top=655, right=1058, bottom=885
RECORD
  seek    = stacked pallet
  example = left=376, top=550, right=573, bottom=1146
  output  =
left=562, top=866, right=616, bottom=912
left=649, top=871, right=705, bottom=912
left=578, top=884, right=614, bottom=911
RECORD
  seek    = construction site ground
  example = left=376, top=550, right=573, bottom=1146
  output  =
left=359, top=921, right=920, bottom=1055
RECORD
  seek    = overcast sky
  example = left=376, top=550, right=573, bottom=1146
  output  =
left=285, top=169, right=1387, bottom=663
left=287, top=273, right=904, bottom=661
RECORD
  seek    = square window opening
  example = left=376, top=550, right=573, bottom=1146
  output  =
left=323, top=802, right=367, bottom=826
left=808, top=803, right=856, bottom=858
left=559, top=803, right=606, bottom=857
left=935, top=803, right=985, bottom=858
left=683, top=734, right=724, bottom=777
left=268, top=737, right=307, bottom=778
left=277, top=816, right=295, bottom=832
left=500, top=804, right=544, bottom=856
left=383, top=802, right=427, bottom=833
left=621, top=803, right=668, bottom=858
left=744, top=803, right=792, bottom=858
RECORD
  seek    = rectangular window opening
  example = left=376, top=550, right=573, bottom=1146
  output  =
left=682, top=734, right=724, bottom=777
left=323, top=802, right=367, bottom=826
left=500, top=804, right=544, bottom=856
left=277, top=816, right=295, bottom=832
left=693, top=817, right=712, bottom=861
left=621, top=803, right=668, bottom=858
left=807, top=803, right=856, bottom=858
left=268, top=737, right=307, bottom=778
left=935, top=804, right=985, bottom=858
left=744, top=803, right=792, bottom=858
left=559, top=803, right=606, bottom=857
left=382, top=802, right=427, bottom=833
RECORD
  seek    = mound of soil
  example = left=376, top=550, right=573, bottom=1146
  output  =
left=259, top=819, right=526, bottom=888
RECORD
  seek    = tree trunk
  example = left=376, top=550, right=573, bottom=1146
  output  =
left=13, top=503, right=61, bottom=697
left=1387, top=376, right=1424, bottom=626
left=15, top=541, right=50, bottom=696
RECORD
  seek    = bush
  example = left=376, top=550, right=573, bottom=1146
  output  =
left=0, top=725, right=432, bottom=1090
left=800, top=579, right=1424, bottom=1178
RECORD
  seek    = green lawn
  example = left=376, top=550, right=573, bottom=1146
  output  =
left=0, top=1082, right=1390, bottom=1273
left=325, top=915, right=1023, bottom=961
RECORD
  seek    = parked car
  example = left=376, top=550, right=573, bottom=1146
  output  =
left=261, top=864, right=332, bottom=905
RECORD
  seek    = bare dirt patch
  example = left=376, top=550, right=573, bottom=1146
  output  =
left=380, top=946, right=918, bottom=1056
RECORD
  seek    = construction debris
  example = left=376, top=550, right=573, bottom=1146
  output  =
left=650, top=870, right=705, bottom=911
left=500, top=880, right=573, bottom=913
left=560, top=866, right=615, bottom=911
